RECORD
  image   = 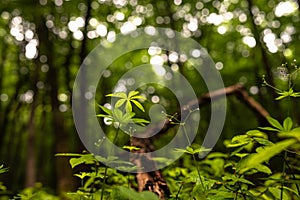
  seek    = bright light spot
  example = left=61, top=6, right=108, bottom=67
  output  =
left=239, top=13, right=247, bottom=22
left=165, top=29, right=175, bottom=38
left=39, top=55, right=47, bottom=63
left=1, top=11, right=10, bottom=20
left=54, top=0, right=63, bottom=6
left=187, top=18, right=198, bottom=31
left=113, top=0, right=127, bottom=7
left=87, top=31, right=97, bottom=39
left=25, top=30, right=34, bottom=40
left=215, top=62, right=223, bottom=70
left=12, top=16, right=22, bottom=25
left=73, top=30, right=83, bottom=40
left=243, top=36, right=256, bottom=48
left=107, top=31, right=116, bottom=42
left=281, top=32, right=292, bottom=43
left=151, top=95, right=160, bottom=103
left=174, top=0, right=182, bottom=5
left=89, top=18, right=98, bottom=27
left=20, top=90, right=34, bottom=103
left=36, top=81, right=44, bottom=89
left=103, top=69, right=111, bottom=78
left=150, top=55, right=164, bottom=65
left=250, top=86, right=259, bottom=95
left=120, top=21, right=136, bottom=34
left=168, top=52, right=178, bottom=63
left=0, top=94, right=8, bottom=102
left=132, top=17, right=142, bottom=26
left=115, top=11, right=125, bottom=21
left=275, top=1, right=298, bottom=17
left=283, top=48, right=293, bottom=58
left=147, top=86, right=155, bottom=94
left=223, top=12, right=234, bottom=21
left=165, top=72, right=173, bottom=80
left=115, top=82, right=127, bottom=92
left=59, top=31, right=67, bottom=39
left=217, top=25, right=227, bottom=34
left=58, top=93, right=68, bottom=102
left=191, top=49, right=201, bottom=58
left=179, top=54, right=187, bottom=62
left=171, top=64, right=179, bottom=71
left=25, top=42, right=37, bottom=59
left=263, top=31, right=278, bottom=53
left=126, top=78, right=135, bottom=85
left=59, top=104, right=68, bottom=112
left=41, top=64, right=49, bottom=72
left=76, top=17, right=85, bottom=28
left=141, top=55, right=149, bottom=63
left=152, top=65, right=166, bottom=76
left=46, top=20, right=54, bottom=28
left=104, top=103, right=112, bottom=110
left=84, top=92, right=93, bottom=100
left=145, top=26, right=156, bottom=35
left=148, top=46, right=161, bottom=56
left=263, top=32, right=276, bottom=44
left=207, top=13, right=223, bottom=25
left=104, top=117, right=112, bottom=125
left=10, top=27, right=19, bottom=37
left=96, top=24, right=107, bottom=37
left=68, top=21, right=78, bottom=32
left=268, top=44, right=278, bottom=53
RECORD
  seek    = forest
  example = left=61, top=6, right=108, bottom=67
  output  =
left=0, top=0, right=300, bottom=199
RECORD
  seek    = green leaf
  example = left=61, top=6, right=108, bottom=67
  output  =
left=113, top=108, right=123, bottom=122
left=98, top=105, right=112, bottom=115
left=227, top=135, right=251, bottom=147
left=125, top=100, right=132, bottom=113
left=258, top=126, right=280, bottom=132
left=96, top=114, right=112, bottom=119
left=251, top=164, right=272, bottom=175
left=132, top=118, right=150, bottom=126
left=123, top=145, right=140, bottom=151
left=266, top=117, right=284, bottom=131
left=128, top=91, right=139, bottom=98
left=275, top=95, right=288, bottom=100
left=246, top=130, right=267, bottom=138
left=106, top=92, right=127, bottom=99
left=131, top=95, right=146, bottom=100
left=69, top=154, right=96, bottom=169
left=253, top=137, right=273, bottom=146
left=278, top=127, right=300, bottom=140
left=237, top=139, right=296, bottom=174
left=115, top=99, right=126, bottom=108
left=269, top=187, right=289, bottom=199
left=0, top=165, right=8, bottom=174
left=55, top=153, right=87, bottom=157
left=283, top=117, right=293, bottom=131
left=111, top=186, right=159, bottom=200
left=131, top=99, right=145, bottom=112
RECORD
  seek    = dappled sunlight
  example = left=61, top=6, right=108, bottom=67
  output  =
left=275, top=1, right=299, bottom=17
left=1, top=0, right=300, bottom=198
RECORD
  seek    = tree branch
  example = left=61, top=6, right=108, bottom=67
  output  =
left=132, top=83, right=270, bottom=199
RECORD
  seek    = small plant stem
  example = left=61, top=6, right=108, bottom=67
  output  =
left=175, top=181, right=184, bottom=199
left=281, top=153, right=300, bottom=195
left=100, top=125, right=121, bottom=200
left=280, top=151, right=287, bottom=200
left=182, top=125, right=205, bottom=190
left=100, top=167, right=108, bottom=200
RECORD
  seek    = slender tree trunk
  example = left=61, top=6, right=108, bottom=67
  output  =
left=25, top=62, right=39, bottom=187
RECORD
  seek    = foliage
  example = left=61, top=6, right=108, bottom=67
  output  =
left=56, top=88, right=300, bottom=199
left=0, top=0, right=300, bottom=199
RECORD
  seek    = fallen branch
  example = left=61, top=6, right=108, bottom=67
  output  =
left=131, top=83, right=270, bottom=199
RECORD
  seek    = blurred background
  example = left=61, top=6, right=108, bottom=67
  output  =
left=0, top=0, right=299, bottom=195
